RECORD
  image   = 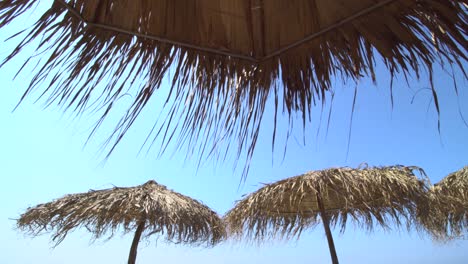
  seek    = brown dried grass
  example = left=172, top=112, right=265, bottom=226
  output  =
left=224, top=165, right=430, bottom=241
left=17, top=180, right=226, bottom=247
left=418, top=166, right=468, bottom=241
left=1, top=1, right=467, bottom=176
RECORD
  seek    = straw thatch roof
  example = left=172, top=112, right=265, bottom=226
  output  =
left=224, top=165, right=429, bottom=241
left=18, top=180, right=226, bottom=246
left=419, top=166, right=468, bottom=240
left=1, top=1, right=467, bottom=171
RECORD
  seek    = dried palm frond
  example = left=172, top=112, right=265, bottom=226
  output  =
left=17, top=180, right=226, bottom=264
left=1, top=1, right=467, bottom=176
left=418, top=166, right=468, bottom=241
left=225, top=165, right=429, bottom=241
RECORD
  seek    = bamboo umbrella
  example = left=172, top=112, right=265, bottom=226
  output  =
left=224, top=165, right=429, bottom=264
left=17, top=180, right=226, bottom=264
left=419, top=166, right=468, bottom=240
left=0, top=1, right=466, bottom=172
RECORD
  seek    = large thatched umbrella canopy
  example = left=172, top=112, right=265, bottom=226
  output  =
left=224, top=165, right=429, bottom=264
left=0, top=1, right=466, bottom=169
left=17, top=180, right=226, bottom=264
left=419, top=166, right=468, bottom=240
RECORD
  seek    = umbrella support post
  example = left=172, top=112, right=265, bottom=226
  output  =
left=316, top=193, right=339, bottom=264
left=128, top=220, right=145, bottom=264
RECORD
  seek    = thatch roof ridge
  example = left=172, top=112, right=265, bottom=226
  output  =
left=436, top=166, right=468, bottom=190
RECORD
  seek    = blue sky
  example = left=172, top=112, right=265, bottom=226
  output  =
left=1, top=3, right=467, bottom=264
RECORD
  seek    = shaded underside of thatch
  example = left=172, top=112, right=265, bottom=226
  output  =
left=224, top=165, right=429, bottom=241
left=17, top=180, right=226, bottom=246
left=1, top=1, right=467, bottom=172
left=419, top=166, right=468, bottom=240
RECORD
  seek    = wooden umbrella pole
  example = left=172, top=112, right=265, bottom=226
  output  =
left=128, top=220, right=146, bottom=264
left=316, top=193, right=339, bottom=264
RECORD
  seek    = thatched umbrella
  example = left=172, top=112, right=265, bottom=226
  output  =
left=224, top=165, right=429, bottom=264
left=0, top=1, right=466, bottom=172
left=419, top=166, right=468, bottom=240
left=17, top=180, right=226, bottom=264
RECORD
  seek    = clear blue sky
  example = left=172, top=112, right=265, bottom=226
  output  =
left=1, top=3, right=467, bottom=264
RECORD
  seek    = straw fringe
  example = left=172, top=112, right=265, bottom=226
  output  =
left=1, top=1, right=467, bottom=176
left=418, top=166, right=468, bottom=241
left=17, top=180, right=226, bottom=246
left=224, top=165, right=430, bottom=241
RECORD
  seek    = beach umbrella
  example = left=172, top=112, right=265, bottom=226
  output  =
left=224, top=165, right=429, bottom=264
left=17, top=180, right=226, bottom=264
left=419, top=166, right=468, bottom=240
left=0, top=1, right=466, bottom=170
